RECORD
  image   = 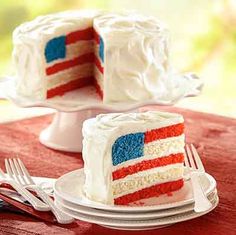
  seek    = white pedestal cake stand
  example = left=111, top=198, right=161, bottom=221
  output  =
left=0, top=73, right=202, bottom=152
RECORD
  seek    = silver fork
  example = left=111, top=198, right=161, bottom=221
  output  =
left=184, top=144, right=212, bottom=212
left=5, top=158, right=74, bottom=224
left=0, top=167, right=49, bottom=211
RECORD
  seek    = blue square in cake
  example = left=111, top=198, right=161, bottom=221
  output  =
left=45, top=36, right=66, bottom=63
left=99, top=36, right=104, bottom=62
left=112, top=132, right=144, bottom=166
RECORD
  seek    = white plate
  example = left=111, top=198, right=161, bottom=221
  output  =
left=54, top=168, right=216, bottom=212
left=54, top=189, right=217, bottom=220
left=101, top=225, right=170, bottom=231
left=55, top=195, right=219, bottom=230
left=1, top=73, right=202, bottom=112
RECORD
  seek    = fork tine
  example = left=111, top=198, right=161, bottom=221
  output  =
left=191, top=144, right=205, bottom=172
left=17, top=158, right=35, bottom=184
left=13, top=158, right=29, bottom=185
left=186, top=145, right=196, bottom=169
left=5, top=159, right=14, bottom=179
left=7, top=159, right=23, bottom=185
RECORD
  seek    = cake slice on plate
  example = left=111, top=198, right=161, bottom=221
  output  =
left=82, top=111, right=185, bottom=205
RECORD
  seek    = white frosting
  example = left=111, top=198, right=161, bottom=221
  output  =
left=82, top=111, right=184, bottom=204
left=93, top=12, right=170, bottom=103
left=91, top=111, right=183, bottom=131
left=13, top=10, right=102, bottom=99
left=94, top=66, right=104, bottom=90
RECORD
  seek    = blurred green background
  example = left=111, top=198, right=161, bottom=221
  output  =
left=0, top=0, right=236, bottom=119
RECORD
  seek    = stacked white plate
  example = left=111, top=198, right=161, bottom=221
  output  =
left=54, top=169, right=218, bottom=230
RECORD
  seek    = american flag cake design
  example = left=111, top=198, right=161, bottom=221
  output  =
left=44, top=27, right=104, bottom=98
left=82, top=111, right=185, bottom=205
left=13, top=10, right=104, bottom=100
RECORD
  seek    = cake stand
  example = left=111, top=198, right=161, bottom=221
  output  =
left=0, top=73, right=202, bottom=152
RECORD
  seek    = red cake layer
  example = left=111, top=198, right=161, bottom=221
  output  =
left=94, top=78, right=103, bottom=99
left=46, top=76, right=94, bottom=98
left=46, top=53, right=94, bottom=76
left=66, top=27, right=94, bottom=45
left=114, top=179, right=184, bottom=205
left=93, top=29, right=100, bottom=44
left=94, top=55, right=104, bottom=74
left=112, top=153, right=184, bottom=181
left=144, top=123, right=184, bottom=144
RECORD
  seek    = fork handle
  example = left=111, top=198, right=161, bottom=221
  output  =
left=31, top=186, right=74, bottom=224
left=190, top=172, right=213, bottom=212
left=7, top=180, right=50, bottom=211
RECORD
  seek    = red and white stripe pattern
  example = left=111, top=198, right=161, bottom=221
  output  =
left=45, top=28, right=95, bottom=98
left=112, top=123, right=185, bottom=205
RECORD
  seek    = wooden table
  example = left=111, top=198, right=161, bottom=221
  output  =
left=0, top=107, right=235, bottom=235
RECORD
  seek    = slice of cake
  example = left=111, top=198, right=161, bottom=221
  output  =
left=82, top=111, right=185, bottom=205
left=13, top=11, right=170, bottom=103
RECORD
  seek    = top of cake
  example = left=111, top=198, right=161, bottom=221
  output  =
left=13, top=10, right=102, bottom=43
left=83, top=111, right=183, bottom=135
left=94, top=12, right=167, bottom=36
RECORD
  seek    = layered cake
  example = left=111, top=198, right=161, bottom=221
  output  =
left=13, top=10, right=170, bottom=103
left=82, top=111, right=185, bottom=205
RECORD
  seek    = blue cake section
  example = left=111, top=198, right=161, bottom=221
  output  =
left=99, top=36, right=104, bottom=62
left=45, top=36, right=66, bottom=63
left=112, top=133, right=144, bottom=166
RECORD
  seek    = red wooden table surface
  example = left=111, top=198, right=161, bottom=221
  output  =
left=0, top=106, right=235, bottom=235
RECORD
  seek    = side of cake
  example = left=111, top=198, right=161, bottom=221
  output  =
left=93, top=13, right=170, bottom=102
left=82, top=111, right=185, bottom=205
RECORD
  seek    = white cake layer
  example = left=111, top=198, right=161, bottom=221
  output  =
left=144, top=135, right=185, bottom=157
left=47, top=63, right=93, bottom=90
left=93, top=12, right=170, bottom=103
left=112, top=163, right=184, bottom=198
left=94, top=66, right=104, bottom=91
left=112, top=134, right=185, bottom=171
left=82, top=111, right=184, bottom=204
